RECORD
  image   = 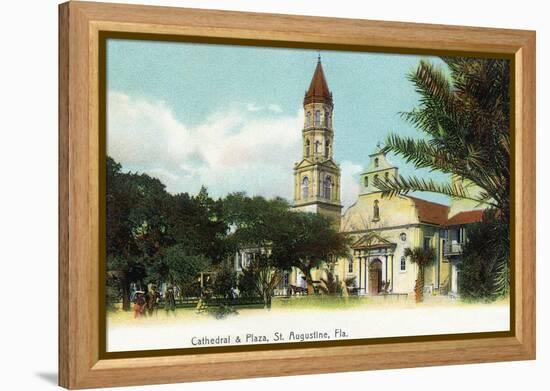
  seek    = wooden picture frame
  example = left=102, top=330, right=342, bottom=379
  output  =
left=59, top=1, right=536, bottom=389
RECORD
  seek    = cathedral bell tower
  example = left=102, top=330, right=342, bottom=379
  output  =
left=293, top=57, right=342, bottom=221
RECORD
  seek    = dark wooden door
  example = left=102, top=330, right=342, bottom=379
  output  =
left=368, top=260, right=382, bottom=295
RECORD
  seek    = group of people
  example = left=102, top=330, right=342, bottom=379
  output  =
left=132, top=283, right=177, bottom=318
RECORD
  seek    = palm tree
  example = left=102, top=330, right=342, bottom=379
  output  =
left=374, top=57, right=510, bottom=296
left=318, top=270, right=340, bottom=294
left=318, top=270, right=356, bottom=295
left=375, top=57, right=510, bottom=216
left=404, top=247, right=435, bottom=303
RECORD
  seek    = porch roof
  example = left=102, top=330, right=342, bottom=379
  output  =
left=351, top=232, right=396, bottom=250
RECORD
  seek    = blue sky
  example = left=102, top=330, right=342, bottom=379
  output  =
left=106, top=39, right=450, bottom=209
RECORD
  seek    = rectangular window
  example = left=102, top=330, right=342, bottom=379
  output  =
left=348, top=259, right=354, bottom=273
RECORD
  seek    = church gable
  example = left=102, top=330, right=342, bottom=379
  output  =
left=294, top=158, right=314, bottom=170
left=351, top=232, right=395, bottom=250
left=294, top=157, right=339, bottom=171
left=321, top=158, right=339, bottom=170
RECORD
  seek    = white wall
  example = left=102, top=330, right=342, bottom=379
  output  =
left=0, top=0, right=546, bottom=390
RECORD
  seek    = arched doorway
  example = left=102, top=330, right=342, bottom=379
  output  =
left=368, top=259, right=382, bottom=295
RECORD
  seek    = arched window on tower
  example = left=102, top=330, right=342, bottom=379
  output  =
left=305, top=139, right=310, bottom=157
left=324, top=176, right=332, bottom=200
left=315, top=140, right=320, bottom=154
left=325, top=111, right=330, bottom=126
left=306, top=112, right=311, bottom=127
left=301, top=177, right=309, bottom=199
left=374, top=157, right=379, bottom=167
left=385, top=172, right=389, bottom=181
left=364, top=176, right=369, bottom=187
left=373, top=200, right=380, bottom=221
left=314, top=110, right=321, bottom=126
left=325, top=140, right=330, bottom=157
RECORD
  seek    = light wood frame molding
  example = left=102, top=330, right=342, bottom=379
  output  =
left=59, top=1, right=536, bottom=389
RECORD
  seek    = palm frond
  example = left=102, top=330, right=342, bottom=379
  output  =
left=373, top=175, right=497, bottom=207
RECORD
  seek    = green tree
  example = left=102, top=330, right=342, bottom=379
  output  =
left=106, top=157, right=171, bottom=310
left=106, top=157, right=226, bottom=309
left=274, top=212, right=349, bottom=295
left=162, top=244, right=211, bottom=298
left=224, top=193, right=348, bottom=301
left=376, top=58, right=510, bottom=215
left=167, top=187, right=229, bottom=265
left=247, top=257, right=285, bottom=309
left=223, top=193, right=293, bottom=308
left=373, top=58, right=511, bottom=298
left=404, top=247, right=435, bottom=303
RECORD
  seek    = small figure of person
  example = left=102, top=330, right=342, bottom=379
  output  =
left=133, top=291, right=146, bottom=318
left=146, top=284, right=160, bottom=316
left=164, top=286, right=176, bottom=312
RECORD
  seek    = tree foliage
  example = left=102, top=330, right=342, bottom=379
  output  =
left=375, top=58, right=511, bottom=300
left=318, top=270, right=356, bottom=295
left=106, top=157, right=170, bottom=309
left=223, top=193, right=349, bottom=303
left=377, top=58, right=510, bottom=217
left=211, top=261, right=238, bottom=299
left=459, top=210, right=510, bottom=300
left=273, top=212, right=350, bottom=295
left=222, top=193, right=293, bottom=308
left=106, top=157, right=229, bottom=310
left=107, top=159, right=351, bottom=310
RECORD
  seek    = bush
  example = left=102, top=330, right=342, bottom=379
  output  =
left=211, top=262, right=238, bottom=298
left=459, top=211, right=509, bottom=301
left=237, top=268, right=258, bottom=297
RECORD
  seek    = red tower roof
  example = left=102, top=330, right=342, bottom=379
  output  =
left=304, top=59, right=333, bottom=106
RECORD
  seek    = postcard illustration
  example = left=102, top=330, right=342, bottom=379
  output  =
left=105, top=40, right=511, bottom=352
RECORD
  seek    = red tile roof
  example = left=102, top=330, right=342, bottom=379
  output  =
left=304, top=59, right=333, bottom=106
left=408, top=196, right=450, bottom=225
left=445, top=210, right=484, bottom=226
